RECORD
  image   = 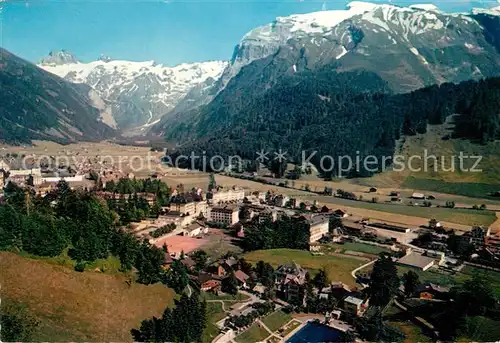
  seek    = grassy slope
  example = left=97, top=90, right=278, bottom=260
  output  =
left=244, top=249, right=364, bottom=287
left=368, top=118, right=500, bottom=193
left=0, top=252, right=175, bottom=341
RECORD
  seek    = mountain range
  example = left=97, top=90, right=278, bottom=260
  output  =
left=36, top=2, right=500, bottom=136
left=38, top=51, right=227, bottom=130
left=2, top=1, right=500, bottom=149
left=0, top=48, right=116, bottom=144
left=151, top=1, right=500, bottom=137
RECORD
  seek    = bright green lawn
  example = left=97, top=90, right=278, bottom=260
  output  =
left=261, top=310, right=292, bottom=332
left=234, top=323, right=270, bottom=343
left=403, top=177, right=500, bottom=200
left=244, top=249, right=364, bottom=287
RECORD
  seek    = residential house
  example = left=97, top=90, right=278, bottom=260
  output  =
left=333, top=209, right=349, bottom=218
left=252, top=283, right=266, bottom=295
left=234, top=270, right=250, bottom=288
left=258, top=208, right=278, bottom=223
left=411, top=192, right=425, bottom=200
left=415, top=283, right=450, bottom=300
left=162, top=253, right=174, bottom=270
left=329, top=282, right=352, bottom=300
left=180, top=256, right=196, bottom=271
left=468, top=226, right=491, bottom=247
left=209, top=256, right=239, bottom=277
left=198, top=273, right=222, bottom=292
left=276, top=262, right=308, bottom=305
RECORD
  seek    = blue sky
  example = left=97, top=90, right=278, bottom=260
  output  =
left=1, top=0, right=498, bottom=66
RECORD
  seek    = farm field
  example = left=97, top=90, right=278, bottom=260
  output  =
left=402, top=177, right=500, bottom=200
left=234, top=323, right=270, bottom=343
left=261, top=310, right=292, bottom=332
left=0, top=252, right=175, bottom=341
left=215, top=174, right=495, bottom=230
left=315, top=196, right=496, bottom=227
left=244, top=249, right=364, bottom=288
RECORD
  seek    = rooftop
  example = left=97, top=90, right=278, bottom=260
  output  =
left=344, top=296, right=364, bottom=306
left=397, top=252, right=435, bottom=269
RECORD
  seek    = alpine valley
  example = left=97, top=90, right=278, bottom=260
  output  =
left=3, top=1, right=500, bottom=156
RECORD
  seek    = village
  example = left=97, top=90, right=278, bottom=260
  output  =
left=1, top=146, right=500, bottom=343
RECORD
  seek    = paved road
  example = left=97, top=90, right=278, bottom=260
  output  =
left=206, top=299, right=230, bottom=312
left=351, top=259, right=376, bottom=288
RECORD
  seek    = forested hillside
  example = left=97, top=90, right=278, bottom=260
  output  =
left=167, top=67, right=500, bottom=176
left=0, top=48, right=115, bottom=144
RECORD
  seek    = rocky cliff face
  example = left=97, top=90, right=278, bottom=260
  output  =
left=216, top=1, right=500, bottom=93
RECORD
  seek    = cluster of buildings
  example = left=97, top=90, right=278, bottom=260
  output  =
left=0, top=158, right=92, bottom=197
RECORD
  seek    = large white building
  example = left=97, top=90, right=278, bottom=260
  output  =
left=208, top=205, right=239, bottom=225
left=307, top=215, right=330, bottom=243
left=211, top=188, right=245, bottom=203
left=169, top=201, right=208, bottom=217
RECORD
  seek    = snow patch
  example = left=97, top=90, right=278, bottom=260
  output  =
left=472, top=7, right=500, bottom=16
left=409, top=4, right=440, bottom=12
left=410, top=47, right=429, bottom=65
left=336, top=46, right=348, bottom=60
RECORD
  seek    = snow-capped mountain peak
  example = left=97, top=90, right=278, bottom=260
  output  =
left=214, top=1, right=500, bottom=95
left=40, top=49, right=79, bottom=65
left=39, top=57, right=227, bottom=130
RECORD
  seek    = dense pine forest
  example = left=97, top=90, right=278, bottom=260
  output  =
left=168, top=68, right=500, bottom=176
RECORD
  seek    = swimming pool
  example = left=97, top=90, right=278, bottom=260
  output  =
left=286, top=321, right=342, bottom=343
